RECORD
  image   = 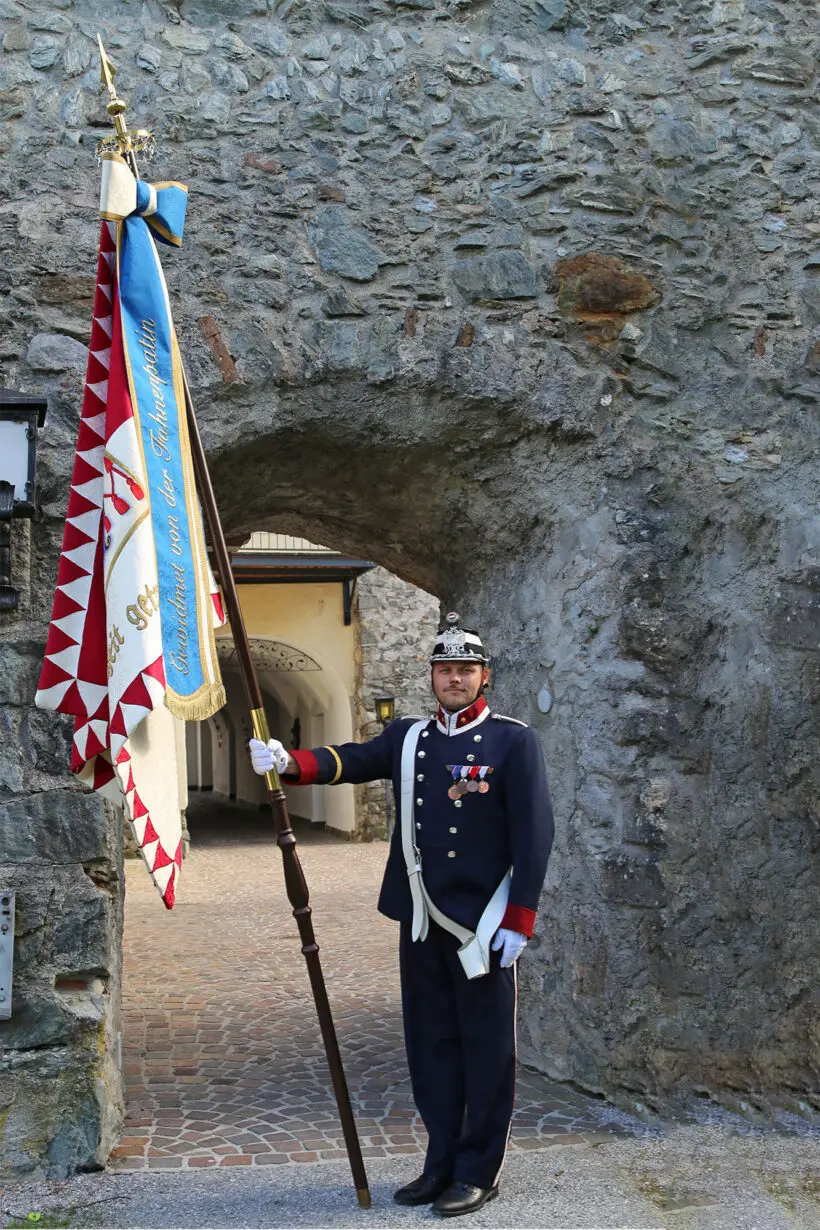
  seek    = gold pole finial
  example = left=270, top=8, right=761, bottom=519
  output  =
left=97, top=35, right=130, bottom=153
left=96, top=35, right=154, bottom=168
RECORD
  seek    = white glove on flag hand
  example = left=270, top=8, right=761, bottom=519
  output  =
left=249, top=737, right=289, bottom=776
left=491, top=928, right=528, bottom=968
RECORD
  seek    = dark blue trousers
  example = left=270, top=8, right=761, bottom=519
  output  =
left=399, top=920, right=517, bottom=1189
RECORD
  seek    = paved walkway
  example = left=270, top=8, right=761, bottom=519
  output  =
left=113, top=795, right=634, bottom=1173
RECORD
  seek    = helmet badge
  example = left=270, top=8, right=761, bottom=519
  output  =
left=440, top=626, right=468, bottom=656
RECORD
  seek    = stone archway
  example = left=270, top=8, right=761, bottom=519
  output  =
left=195, top=362, right=818, bottom=1104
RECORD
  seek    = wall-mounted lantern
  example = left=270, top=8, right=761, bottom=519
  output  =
left=374, top=696, right=396, bottom=840
left=0, top=389, right=47, bottom=612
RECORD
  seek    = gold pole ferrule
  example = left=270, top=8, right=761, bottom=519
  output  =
left=250, top=705, right=270, bottom=742
left=250, top=706, right=282, bottom=791
left=357, top=1188, right=372, bottom=1208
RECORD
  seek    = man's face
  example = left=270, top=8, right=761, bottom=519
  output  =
left=431, top=661, right=490, bottom=712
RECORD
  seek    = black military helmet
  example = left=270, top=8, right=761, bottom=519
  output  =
left=430, top=612, right=490, bottom=665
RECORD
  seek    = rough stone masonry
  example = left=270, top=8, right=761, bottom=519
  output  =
left=0, top=0, right=819, bottom=1178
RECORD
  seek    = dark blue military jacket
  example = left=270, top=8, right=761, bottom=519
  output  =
left=287, top=696, right=553, bottom=937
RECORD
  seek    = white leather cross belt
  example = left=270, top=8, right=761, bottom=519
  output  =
left=400, top=720, right=510, bottom=979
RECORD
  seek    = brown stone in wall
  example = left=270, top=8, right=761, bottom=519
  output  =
left=242, top=152, right=280, bottom=173
left=753, top=325, right=768, bottom=357
left=35, top=274, right=97, bottom=310
left=199, top=316, right=240, bottom=384
left=318, top=184, right=346, bottom=202
left=404, top=306, right=419, bottom=338
left=555, top=253, right=660, bottom=320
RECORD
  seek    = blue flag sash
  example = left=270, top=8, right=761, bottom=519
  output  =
left=107, top=157, right=224, bottom=720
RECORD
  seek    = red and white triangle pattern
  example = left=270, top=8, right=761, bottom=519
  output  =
left=116, top=743, right=183, bottom=907
left=35, top=225, right=113, bottom=733
left=36, top=222, right=182, bottom=909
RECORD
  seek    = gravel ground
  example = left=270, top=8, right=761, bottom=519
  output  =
left=2, top=1126, right=819, bottom=1230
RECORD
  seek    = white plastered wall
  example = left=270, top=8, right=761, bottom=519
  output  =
left=211, top=583, right=358, bottom=834
left=185, top=721, right=214, bottom=790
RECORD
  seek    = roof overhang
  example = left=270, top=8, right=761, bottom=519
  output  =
left=227, top=551, right=377, bottom=585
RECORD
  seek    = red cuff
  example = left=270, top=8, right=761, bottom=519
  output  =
left=286, top=749, right=319, bottom=784
left=501, top=904, right=536, bottom=939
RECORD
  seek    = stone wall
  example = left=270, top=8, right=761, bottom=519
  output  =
left=0, top=791, right=124, bottom=1178
left=354, top=566, right=438, bottom=837
left=1, top=0, right=819, bottom=1175
left=0, top=472, right=124, bottom=1176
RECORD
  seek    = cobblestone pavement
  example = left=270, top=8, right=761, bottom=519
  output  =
left=113, top=796, right=634, bottom=1173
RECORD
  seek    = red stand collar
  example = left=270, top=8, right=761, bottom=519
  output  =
left=435, top=694, right=490, bottom=736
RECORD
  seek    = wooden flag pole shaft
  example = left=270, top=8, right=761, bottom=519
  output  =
left=181, top=373, right=372, bottom=1210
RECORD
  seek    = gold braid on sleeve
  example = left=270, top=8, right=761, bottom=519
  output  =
left=324, top=746, right=343, bottom=784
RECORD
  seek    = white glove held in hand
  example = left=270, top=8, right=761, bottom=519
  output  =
left=248, top=737, right=289, bottom=776
left=491, top=927, right=528, bottom=969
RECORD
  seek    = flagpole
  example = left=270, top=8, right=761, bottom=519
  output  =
left=95, top=38, right=372, bottom=1209
left=182, top=372, right=372, bottom=1209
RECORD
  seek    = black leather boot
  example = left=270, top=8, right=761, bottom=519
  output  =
left=432, top=1181, right=500, bottom=1217
left=394, top=1173, right=453, bottom=1206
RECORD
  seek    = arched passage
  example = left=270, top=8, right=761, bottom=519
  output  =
left=190, top=355, right=819, bottom=1106
left=202, top=376, right=554, bottom=601
left=209, top=635, right=358, bottom=834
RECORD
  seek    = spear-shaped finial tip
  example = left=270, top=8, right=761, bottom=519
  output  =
left=96, top=33, right=129, bottom=138
left=97, top=34, right=116, bottom=93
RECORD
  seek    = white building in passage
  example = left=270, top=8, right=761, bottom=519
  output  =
left=185, top=534, right=438, bottom=839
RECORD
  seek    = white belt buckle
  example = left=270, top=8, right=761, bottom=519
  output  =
left=457, top=935, right=489, bottom=980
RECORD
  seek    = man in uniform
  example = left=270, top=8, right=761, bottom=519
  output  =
left=249, top=615, right=553, bottom=1217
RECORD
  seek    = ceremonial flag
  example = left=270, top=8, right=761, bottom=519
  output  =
left=35, top=155, right=226, bottom=907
